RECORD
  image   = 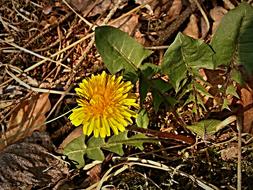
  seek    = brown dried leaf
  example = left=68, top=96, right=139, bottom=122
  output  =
left=220, top=144, right=238, bottom=161
left=239, top=87, right=253, bottom=133
left=166, top=0, right=182, bottom=23
left=1, top=93, right=51, bottom=150
left=86, top=164, right=102, bottom=184
left=66, top=0, right=93, bottom=12
left=111, top=14, right=139, bottom=35
left=183, top=14, right=199, bottom=39
left=58, top=126, right=82, bottom=152
left=0, top=132, right=68, bottom=189
left=210, top=6, right=227, bottom=34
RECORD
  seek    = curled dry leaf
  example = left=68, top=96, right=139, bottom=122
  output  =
left=1, top=93, right=51, bottom=150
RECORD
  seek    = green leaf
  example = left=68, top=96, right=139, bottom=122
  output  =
left=221, top=98, right=231, bottom=111
left=139, top=63, right=161, bottom=78
left=104, top=132, right=128, bottom=156
left=211, top=2, right=253, bottom=74
left=63, top=136, right=86, bottom=168
left=161, top=32, right=214, bottom=92
left=194, top=82, right=213, bottom=98
left=95, top=26, right=153, bottom=78
left=152, top=90, right=163, bottom=113
left=231, top=68, right=243, bottom=85
left=152, top=79, right=173, bottom=93
left=150, top=79, right=175, bottom=113
left=64, top=132, right=155, bottom=164
left=226, top=85, right=239, bottom=98
left=136, top=108, right=149, bottom=128
left=125, top=133, right=147, bottom=150
left=138, top=63, right=161, bottom=104
left=87, top=137, right=105, bottom=161
left=186, top=119, right=222, bottom=139
left=139, top=74, right=150, bottom=104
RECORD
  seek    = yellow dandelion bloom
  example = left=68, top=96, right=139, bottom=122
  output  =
left=69, top=71, right=139, bottom=138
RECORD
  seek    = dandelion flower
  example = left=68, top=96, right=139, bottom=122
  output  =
left=69, top=71, right=139, bottom=138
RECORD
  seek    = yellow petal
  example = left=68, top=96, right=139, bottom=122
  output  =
left=102, top=117, right=111, bottom=136
left=69, top=108, right=85, bottom=126
left=94, top=127, right=99, bottom=137
left=87, top=118, right=95, bottom=136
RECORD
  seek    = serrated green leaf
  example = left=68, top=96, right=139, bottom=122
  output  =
left=151, top=89, right=177, bottom=113
left=226, top=85, right=239, bottom=98
left=231, top=69, right=244, bottom=85
left=95, top=26, right=153, bottom=78
left=136, top=108, right=149, bottom=128
left=177, top=83, right=193, bottom=100
left=211, top=2, right=253, bottom=74
left=161, top=32, right=214, bottom=92
left=63, top=136, right=86, bottom=168
left=221, top=98, right=231, bottom=111
left=186, top=119, right=222, bottom=139
left=183, top=93, right=195, bottom=107
left=87, top=137, right=105, bottom=161
left=105, top=132, right=128, bottom=156
left=125, top=133, right=147, bottom=150
left=139, top=75, right=150, bottom=104
left=151, top=90, right=163, bottom=113
left=194, top=82, right=213, bottom=98
left=139, top=63, right=161, bottom=78
left=152, top=79, right=173, bottom=93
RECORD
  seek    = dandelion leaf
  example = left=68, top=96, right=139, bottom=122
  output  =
left=125, top=133, right=147, bottom=150
left=87, top=137, right=105, bottom=161
left=186, top=119, right=222, bottom=139
left=104, top=132, right=128, bottom=156
left=63, top=136, right=86, bottom=168
left=95, top=26, right=153, bottom=78
left=161, top=32, right=214, bottom=92
left=211, top=2, right=253, bottom=74
left=136, top=108, right=149, bottom=129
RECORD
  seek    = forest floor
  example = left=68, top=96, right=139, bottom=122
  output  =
left=1, top=0, right=253, bottom=189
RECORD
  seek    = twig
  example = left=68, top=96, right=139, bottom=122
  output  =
left=236, top=115, right=242, bottom=190
left=62, top=0, right=93, bottom=28
left=127, top=125, right=195, bottom=145
left=5, top=68, right=75, bottom=95
left=46, top=85, right=73, bottom=119
left=1, top=39, right=71, bottom=70
left=104, top=157, right=220, bottom=190
left=9, top=12, right=72, bottom=64
left=191, top=0, right=210, bottom=39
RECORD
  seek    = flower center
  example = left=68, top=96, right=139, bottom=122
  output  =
left=89, top=87, right=114, bottom=117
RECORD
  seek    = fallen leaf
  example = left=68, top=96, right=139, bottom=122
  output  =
left=1, top=93, right=51, bottom=150
left=210, top=6, right=227, bottom=34
left=86, top=164, right=102, bottom=184
left=239, top=87, right=253, bottom=133
left=183, top=14, right=199, bottom=39
left=111, top=14, right=139, bottom=35
left=66, top=0, right=93, bottom=12
left=220, top=144, right=238, bottom=161
left=0, top=132, right=68, bottom=189
left=58, top=126, right=83, bottom=152
left=166, top=0, right=182, bottom=23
